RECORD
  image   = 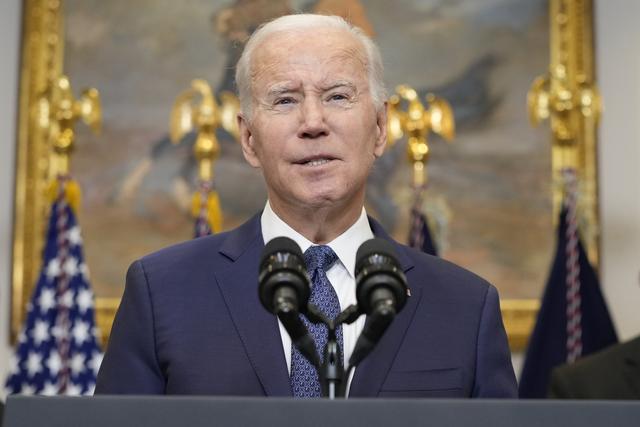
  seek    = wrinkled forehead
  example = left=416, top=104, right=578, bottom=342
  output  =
left=249, top=28, right=368, bottom=89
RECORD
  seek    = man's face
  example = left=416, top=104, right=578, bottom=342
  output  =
left=238, top=28, right=387, bottom=213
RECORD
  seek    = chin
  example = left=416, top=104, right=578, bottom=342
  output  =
left=298, top=188, right=359, bottom=210
left=300, top=195, right=340, bottom=209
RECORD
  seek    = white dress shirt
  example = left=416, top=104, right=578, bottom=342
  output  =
left=260, top=201, right=372, bottom=393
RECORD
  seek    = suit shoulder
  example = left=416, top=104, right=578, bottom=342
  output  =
left=141, top=232, right=229, bottom=264
left=399, top=244, right=493, bottom=295
left=135, top=213, right=262, bottom=273
left=550, top=336, right=640, bottom=398
left=556, top=335, right=640, bottom=377
left=137, top=233, right=225, bottom=270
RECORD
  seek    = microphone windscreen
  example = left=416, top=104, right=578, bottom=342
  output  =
left=258, top=236, right=309, bottom=314
left=355, top=238, right=399, bottom=273
left=261, top=236, right=303, bottom=265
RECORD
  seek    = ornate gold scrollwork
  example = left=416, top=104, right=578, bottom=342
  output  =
left=387, top=84, right=455, bottom=188
left=39, top=75, right=102, bottom=177
left=170, top=79, right=239, bottom=182
left=527, top=0, right=600, bottom=266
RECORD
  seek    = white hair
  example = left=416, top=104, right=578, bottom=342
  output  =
left=235, top=14, right=386, bottom=118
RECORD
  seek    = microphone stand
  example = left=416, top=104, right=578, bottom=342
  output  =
left=287, top=303, right=398, bottom=399
left=305, top=304, right=362, bottom=399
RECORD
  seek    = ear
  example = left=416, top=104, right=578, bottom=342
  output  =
left=238, top=113, right=262, bottom=168
left=373, top=101, right=388, bottom=158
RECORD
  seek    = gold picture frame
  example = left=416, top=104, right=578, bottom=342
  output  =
left=11, top=0, right=597, bottom=352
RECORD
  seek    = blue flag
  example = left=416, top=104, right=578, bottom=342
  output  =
left=518, top=208, right=617, bottom=398
left=408, top=207, right=438, bottom=256
left=4, top=183, right=103, bottom=395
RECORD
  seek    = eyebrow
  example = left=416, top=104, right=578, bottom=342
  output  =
left=321, top=81, right=357, bottom=92
left=266, top=83, right=300, bottom=97
left=265, top=80, right=357, bottom=98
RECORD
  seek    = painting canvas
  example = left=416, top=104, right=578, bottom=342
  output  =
left=63, top=0, right=551, bottom=301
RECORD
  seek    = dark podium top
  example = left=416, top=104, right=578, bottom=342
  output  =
left=3, top=396, right=640, bottom=427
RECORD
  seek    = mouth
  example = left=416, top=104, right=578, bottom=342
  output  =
left=294, top=155, right=338, bottom=167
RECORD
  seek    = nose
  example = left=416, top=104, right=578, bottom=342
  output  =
left=297, top=98, right=329, bottom=139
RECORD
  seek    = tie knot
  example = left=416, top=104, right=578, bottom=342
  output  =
left=304, top=245, right=338, bottom=273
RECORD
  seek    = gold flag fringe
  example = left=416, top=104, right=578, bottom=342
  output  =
left=191, top=188, right=222, bottom=234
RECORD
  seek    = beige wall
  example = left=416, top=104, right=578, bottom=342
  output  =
left=0, top=0, right=22, bottom=399
left=596, top=0, right=640, bottom=341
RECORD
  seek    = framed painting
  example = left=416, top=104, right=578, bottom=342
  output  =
left=12, top=0, right=598, bottom=351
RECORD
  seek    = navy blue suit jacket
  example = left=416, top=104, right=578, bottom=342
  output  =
left=95, top=214, right=517, bottom=397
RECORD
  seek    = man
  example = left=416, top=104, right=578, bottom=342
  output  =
left=96, top=14, right=517, bottom=397
left=549, top=336, right=640, bottom=399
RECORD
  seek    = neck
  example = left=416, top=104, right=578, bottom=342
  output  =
left=268, top=196, right=364, bottom=244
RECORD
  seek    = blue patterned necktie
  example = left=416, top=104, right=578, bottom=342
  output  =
left=290, top=245, right=344, bottom=398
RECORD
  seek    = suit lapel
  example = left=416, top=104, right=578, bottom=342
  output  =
left=215, top=214, right=292, bottom=396
left=349, top=217, right=420, bottom=397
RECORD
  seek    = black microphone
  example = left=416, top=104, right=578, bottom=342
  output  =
left=259, top=237, right=309, bottom=315
left=258, top=237, right=319, bottom=368
left=349, top=238, right=408, bottom=368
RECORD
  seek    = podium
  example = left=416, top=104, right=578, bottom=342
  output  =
left=3, top=396, right=640, bottom=427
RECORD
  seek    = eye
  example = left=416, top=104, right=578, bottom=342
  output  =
left=328, top=93, right=348, bottom=102
left=274, top=97, right=296, bottom=106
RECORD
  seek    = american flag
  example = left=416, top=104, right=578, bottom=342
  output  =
left=4, top=178, right=103, bottom=396
left=408, top=207, right=438, bottom=257
left=194, top=179, right=223, bottom=238
left=194, top=180, right=213, bottom=237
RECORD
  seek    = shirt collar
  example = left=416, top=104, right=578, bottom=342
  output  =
left=260, top=201, right=373, bottom=278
